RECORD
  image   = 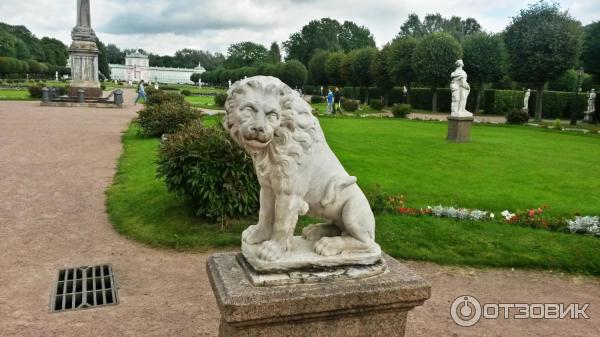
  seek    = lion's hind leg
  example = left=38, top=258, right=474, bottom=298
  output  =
left=314, top=193, right=376, bottom=257
left=302, top=223, right=341, bottom=241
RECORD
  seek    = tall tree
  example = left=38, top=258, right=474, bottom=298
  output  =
left=582, top=22, right=600, bottom=83
left=325, top=52, right=344, bottom=86
left=308, top=50, right=329, bottom=86
left=338, top=21, right=376, bottom=52
left=40, top=37, right=68, bottom=66
left=105, top=44, right=125, bottom=64
left=370, top=45, right=394, bottom=105
left=224, top=42, right=268, bottom=69
left=95, top=38, right=111, bottom=79
left=278, top=60, right=308, bottom=88
left=397, top=13, right=481, bottom=40
left=283, top=18, right=341, bottom=65
left=504, top=1, right=583, bottom=121
left=341, top=50, right=358, bottom=90
left=267, top=42, right=282, bottom=63
left=412, top=33, right=462, bottom=112
left=352, top=47, right=378, bottom=102
left=462, top=33, right=506, bottom=114
left=387, top=37, right=418, bottom=103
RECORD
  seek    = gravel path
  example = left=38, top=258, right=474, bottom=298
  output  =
left=1, top=92, right=598, bottom=336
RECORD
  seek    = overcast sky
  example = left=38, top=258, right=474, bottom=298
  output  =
left=0, top=0, right=597, bottom=56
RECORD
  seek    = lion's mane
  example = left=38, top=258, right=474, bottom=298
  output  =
left=224, top=77, right=324, bottom=186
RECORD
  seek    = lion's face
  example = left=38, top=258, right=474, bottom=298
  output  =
left=233, top=89, right=282, bottom=150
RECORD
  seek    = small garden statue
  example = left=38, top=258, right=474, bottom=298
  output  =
left=523, top=89, right=531, bottom=112
left=587, top=89, right=596, bottom=113
left=450, top=60, right=472, bottom=117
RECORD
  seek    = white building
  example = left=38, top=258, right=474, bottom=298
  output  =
left=109, top=52, right=205, bottom=84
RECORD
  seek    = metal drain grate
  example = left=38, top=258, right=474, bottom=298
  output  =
left=51, top=264, right=118, bottom=312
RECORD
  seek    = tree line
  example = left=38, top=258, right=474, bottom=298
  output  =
left=0, top=22, right=69, bottom=77
left=200, top=2, right=597, bottom=122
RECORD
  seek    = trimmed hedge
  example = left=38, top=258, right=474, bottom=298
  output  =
left=484, top=90, right=588, bottom=118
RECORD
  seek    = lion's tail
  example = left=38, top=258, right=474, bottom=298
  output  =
left=320, top=176, right=357, bottom=207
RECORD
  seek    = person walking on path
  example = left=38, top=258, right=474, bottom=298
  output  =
left=134, top=80, right=147, bottom=105
left=334, top=87, right=342, bottom=114
left=326, top=89, right=334, bottom=114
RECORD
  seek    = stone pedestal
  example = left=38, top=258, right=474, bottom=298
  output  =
left=69, top=40, right=102, bottom=98
left=447, top=116, right=474, bottom=142
left=207, top=252, right=431, bottom=337
left=583, top=112, right=594, bottom=123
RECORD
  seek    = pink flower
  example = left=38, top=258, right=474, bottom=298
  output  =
left=528, top=209, right=535, bottom=217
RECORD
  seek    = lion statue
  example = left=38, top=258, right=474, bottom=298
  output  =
left=224, top=76, right=379, bottom=263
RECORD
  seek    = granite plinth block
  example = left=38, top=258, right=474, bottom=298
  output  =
left=447, top=116, right=474, bottom=142
left=207, top=252, right=431, bottom=337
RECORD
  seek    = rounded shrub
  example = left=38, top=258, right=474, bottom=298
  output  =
left=391, top=104, right=411, bottom=118
left=180, top=89, right=192, bottom=96
left=157, top=121, right=259, bottom=223
left=505, top=110, right=530, bottom=124
left=310, top=95, right=324, bottom=104
left=146, top=91, right=186, bottom=106
left=137, top=101, right=199, bottom=137
left=370, top=99, right=384, bottom=110
left=341, top=98, right=359, bottom=112
left=214, top=92, right=227, bottom=107
left=28, top=86, right=43, bottom=99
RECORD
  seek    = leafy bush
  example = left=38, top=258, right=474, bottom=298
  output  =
left=28, top=86, right=43, bottom=98
left=137, top=101, right=199, bottom=137
left=370, top=98, right=384, bottom=110
left=158, top=85, right=179, bottom=91
left=310, top=95, right=324, bottom=104
left=505, top=110, right=530, bottom=124
left=145, top=85, right=159, bottom=96
left=157, top=122, right=260, bottom=224
left=214, top=92, right=227, bottom=107
left=552, top=118, right=562, bottom=130
left=180, top=89, right=192, bottom=96
left=146, top=91, right=186, bottom=106
left=391, top=104, right=411, bottom=118
left=484, top=89, right=587, bottom=118
left=341, top=98, right=359, bottom=112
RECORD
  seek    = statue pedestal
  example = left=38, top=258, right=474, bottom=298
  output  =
left=69, top=40, right=102, bottom=98
left=447, top=116, right=474, bottom=142
left=583, top=111, right=594, bottom=123
left=207, top=252, right=430, bottom=337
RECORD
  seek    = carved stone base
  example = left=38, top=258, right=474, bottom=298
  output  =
left=242, top=236, right=382, bottom=273
left=237, top=253, right=387, bottom=286
left=207, top=252, right=431, bottom=337
left=447, top=116, right=474, bottom=142
left=583, top=112, right=594, bottom=123
left=68, top=86, right=103, bottom=98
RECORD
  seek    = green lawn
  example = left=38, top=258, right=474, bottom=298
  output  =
left=106, top=118, right=600, bottom=274
left=185, top=95, right=220, bottom=109
left=0, top=89, right=33, bottom=100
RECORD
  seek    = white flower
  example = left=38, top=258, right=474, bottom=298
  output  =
left=568, top=216, right=600, bottom=236
left=457, top=208, right=470, bottom=219
left=469, top=210, right=488, bottom=220
left=432, top=205, right=444, bottom=217
left=444, top=207, right=458, bottom=218
left=490, top=213, right=495, bottom=219
left=501, top=210, right=515, bottom=220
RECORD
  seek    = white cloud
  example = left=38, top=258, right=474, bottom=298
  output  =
left=0, top=0, right=597, bottom=55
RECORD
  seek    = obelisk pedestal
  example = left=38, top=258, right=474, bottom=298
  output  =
left=69, top=0, right=102, bottom=98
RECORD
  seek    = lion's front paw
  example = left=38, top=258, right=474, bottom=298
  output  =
left=314, top=236, right=345, bottom=256
left=302, top=223, right=341, bottom=241
left=257, top=240, right=288, bottom=261
left=242, top=225, right=271, bottom=245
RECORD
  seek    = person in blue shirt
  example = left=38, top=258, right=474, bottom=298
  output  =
left=134, top=80, right=147, bottom=105
left=326, top=89, right=334, bottom=114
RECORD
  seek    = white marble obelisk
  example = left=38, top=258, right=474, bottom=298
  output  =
left=69, top=0, right=102, bottom=97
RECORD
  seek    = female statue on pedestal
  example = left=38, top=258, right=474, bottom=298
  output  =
left=77, top=0, right=91, bottom=28
left=450, top=59, right=473, bottom=117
